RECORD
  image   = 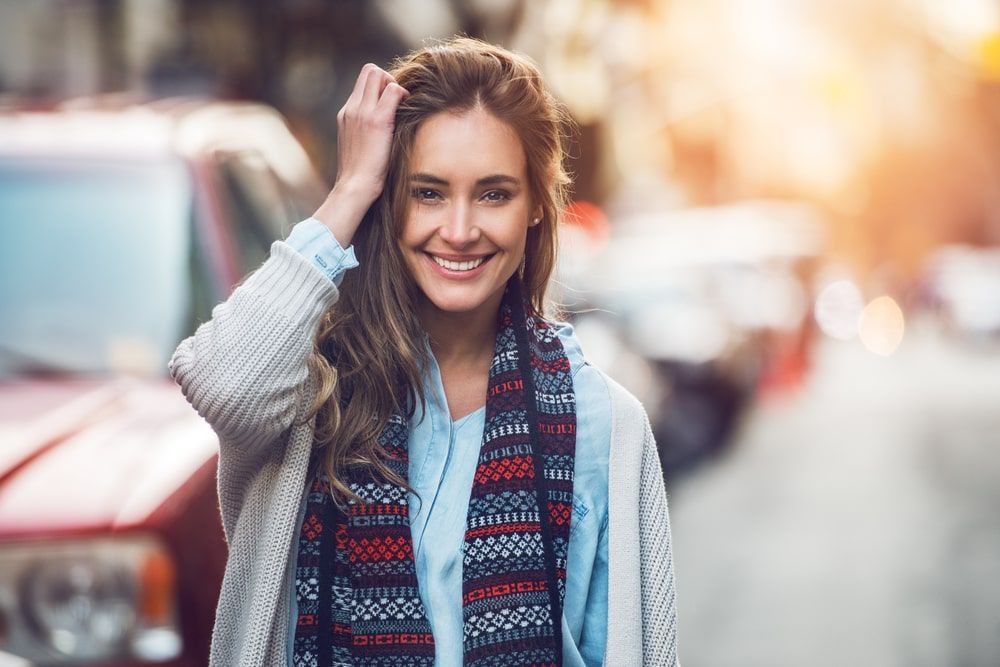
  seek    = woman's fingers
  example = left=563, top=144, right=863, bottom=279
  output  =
left=329, top=63, right=409, bottom=212
left=340, top=64, right=406, bottom=126
left=348, top=63, right=375, bottom=106
left=341, top=63, right=380, bottom=121
left=361, top=65, right=390, bottom=111
left=376, top=82, right=409, bottom=117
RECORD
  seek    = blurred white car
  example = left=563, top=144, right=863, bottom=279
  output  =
left=565, top=200, right=826, bottom=474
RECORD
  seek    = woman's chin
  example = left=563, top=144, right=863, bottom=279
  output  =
left=420, top=291, right=488, bottom=314
left=416, top=278, right=511, bottom=316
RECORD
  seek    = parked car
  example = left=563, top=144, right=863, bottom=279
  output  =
left=0, top=96, right=327, bottom=665
left=563, top=200, right=825, bottom=476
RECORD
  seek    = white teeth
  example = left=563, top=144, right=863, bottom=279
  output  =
left=431, top=255, right=486, bottom=271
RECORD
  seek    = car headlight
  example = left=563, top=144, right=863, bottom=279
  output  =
left=0, top=534, right=182, bottom=664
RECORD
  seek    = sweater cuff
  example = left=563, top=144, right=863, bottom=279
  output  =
left=283, top=217, right=360, bottom=287
left=238, top=240, right=342, bottom=326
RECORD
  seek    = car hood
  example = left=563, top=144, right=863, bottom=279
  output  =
left=0, top=376, right=218, bottom=538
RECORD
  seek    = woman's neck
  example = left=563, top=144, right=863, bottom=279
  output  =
left=418, top=291, right=502, bottom=370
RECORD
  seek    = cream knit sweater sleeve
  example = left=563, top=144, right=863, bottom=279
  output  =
left=167, top=241, right=340, bottom=454
left=167, top=239, right=346, bottom=664
left=167, top=240, right=343, bottom=542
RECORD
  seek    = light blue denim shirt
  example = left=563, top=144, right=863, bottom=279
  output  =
left=282, top=217, right=609, bottom=666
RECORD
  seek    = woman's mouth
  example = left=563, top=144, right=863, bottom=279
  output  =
left=424, top=252, right=496, bottom=279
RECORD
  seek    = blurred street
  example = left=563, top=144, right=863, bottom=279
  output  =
left=669, top=316, right=1000, bottom=667
left=4, top=0, right=1000, bottom=664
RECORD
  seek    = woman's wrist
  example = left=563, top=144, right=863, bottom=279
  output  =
left=312, top=181, right=378, bottom=248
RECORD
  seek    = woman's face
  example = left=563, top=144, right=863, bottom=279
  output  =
left=398, top=107, right=541, bottom=320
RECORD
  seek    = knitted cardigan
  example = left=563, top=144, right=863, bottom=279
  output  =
left=167, top=239, right=681, bottom=666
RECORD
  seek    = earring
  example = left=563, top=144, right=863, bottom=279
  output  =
left=530, top=217, right=541, bottom=226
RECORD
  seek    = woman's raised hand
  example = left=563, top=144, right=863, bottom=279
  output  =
left=312, top=63, right=409, bottom=247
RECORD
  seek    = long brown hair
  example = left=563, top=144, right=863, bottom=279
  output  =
left=303, top=35, right=577, bottom=509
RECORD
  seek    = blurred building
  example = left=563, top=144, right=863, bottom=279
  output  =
left=3, top=0, right=1000, bottom=290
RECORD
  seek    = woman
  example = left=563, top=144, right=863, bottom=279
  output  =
left=169, top=36, right=679, bottom=666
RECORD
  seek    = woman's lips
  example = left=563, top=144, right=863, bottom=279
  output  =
left=424, top=252, right=496, bottom=280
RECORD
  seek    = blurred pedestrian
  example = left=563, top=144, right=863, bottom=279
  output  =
left=168, top=35, right=679, bottom=666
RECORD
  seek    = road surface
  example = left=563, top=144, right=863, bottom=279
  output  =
left=666, top=316, right=1000, bottom=667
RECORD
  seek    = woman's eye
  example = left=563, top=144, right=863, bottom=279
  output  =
left=482, top=190, right=511, bottom=202
left=411, top=188, right=440, bottom=202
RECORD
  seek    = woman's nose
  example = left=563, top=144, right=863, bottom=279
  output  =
left=438, top=201, right=481, bottom=247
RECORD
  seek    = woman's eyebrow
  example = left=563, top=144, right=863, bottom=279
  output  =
left=409, top=172, right=521, bottom=186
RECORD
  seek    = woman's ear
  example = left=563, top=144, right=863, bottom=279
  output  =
left=530, top=204, right=543, bottom=226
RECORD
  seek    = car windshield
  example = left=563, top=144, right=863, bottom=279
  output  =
left=0, top=156, right=193, bottom=379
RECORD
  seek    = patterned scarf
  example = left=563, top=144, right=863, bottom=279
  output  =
left=291, top=275, right=577, bottom=666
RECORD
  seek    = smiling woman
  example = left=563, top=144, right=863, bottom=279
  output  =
left=307, top=36, right=572, bottom=522
left=399, top=107, right=543, bottom=327
left=168, top=35, right=680, bottom=667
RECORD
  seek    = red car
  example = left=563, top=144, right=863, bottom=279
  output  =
left=0, top=97, right=327, bottom=665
